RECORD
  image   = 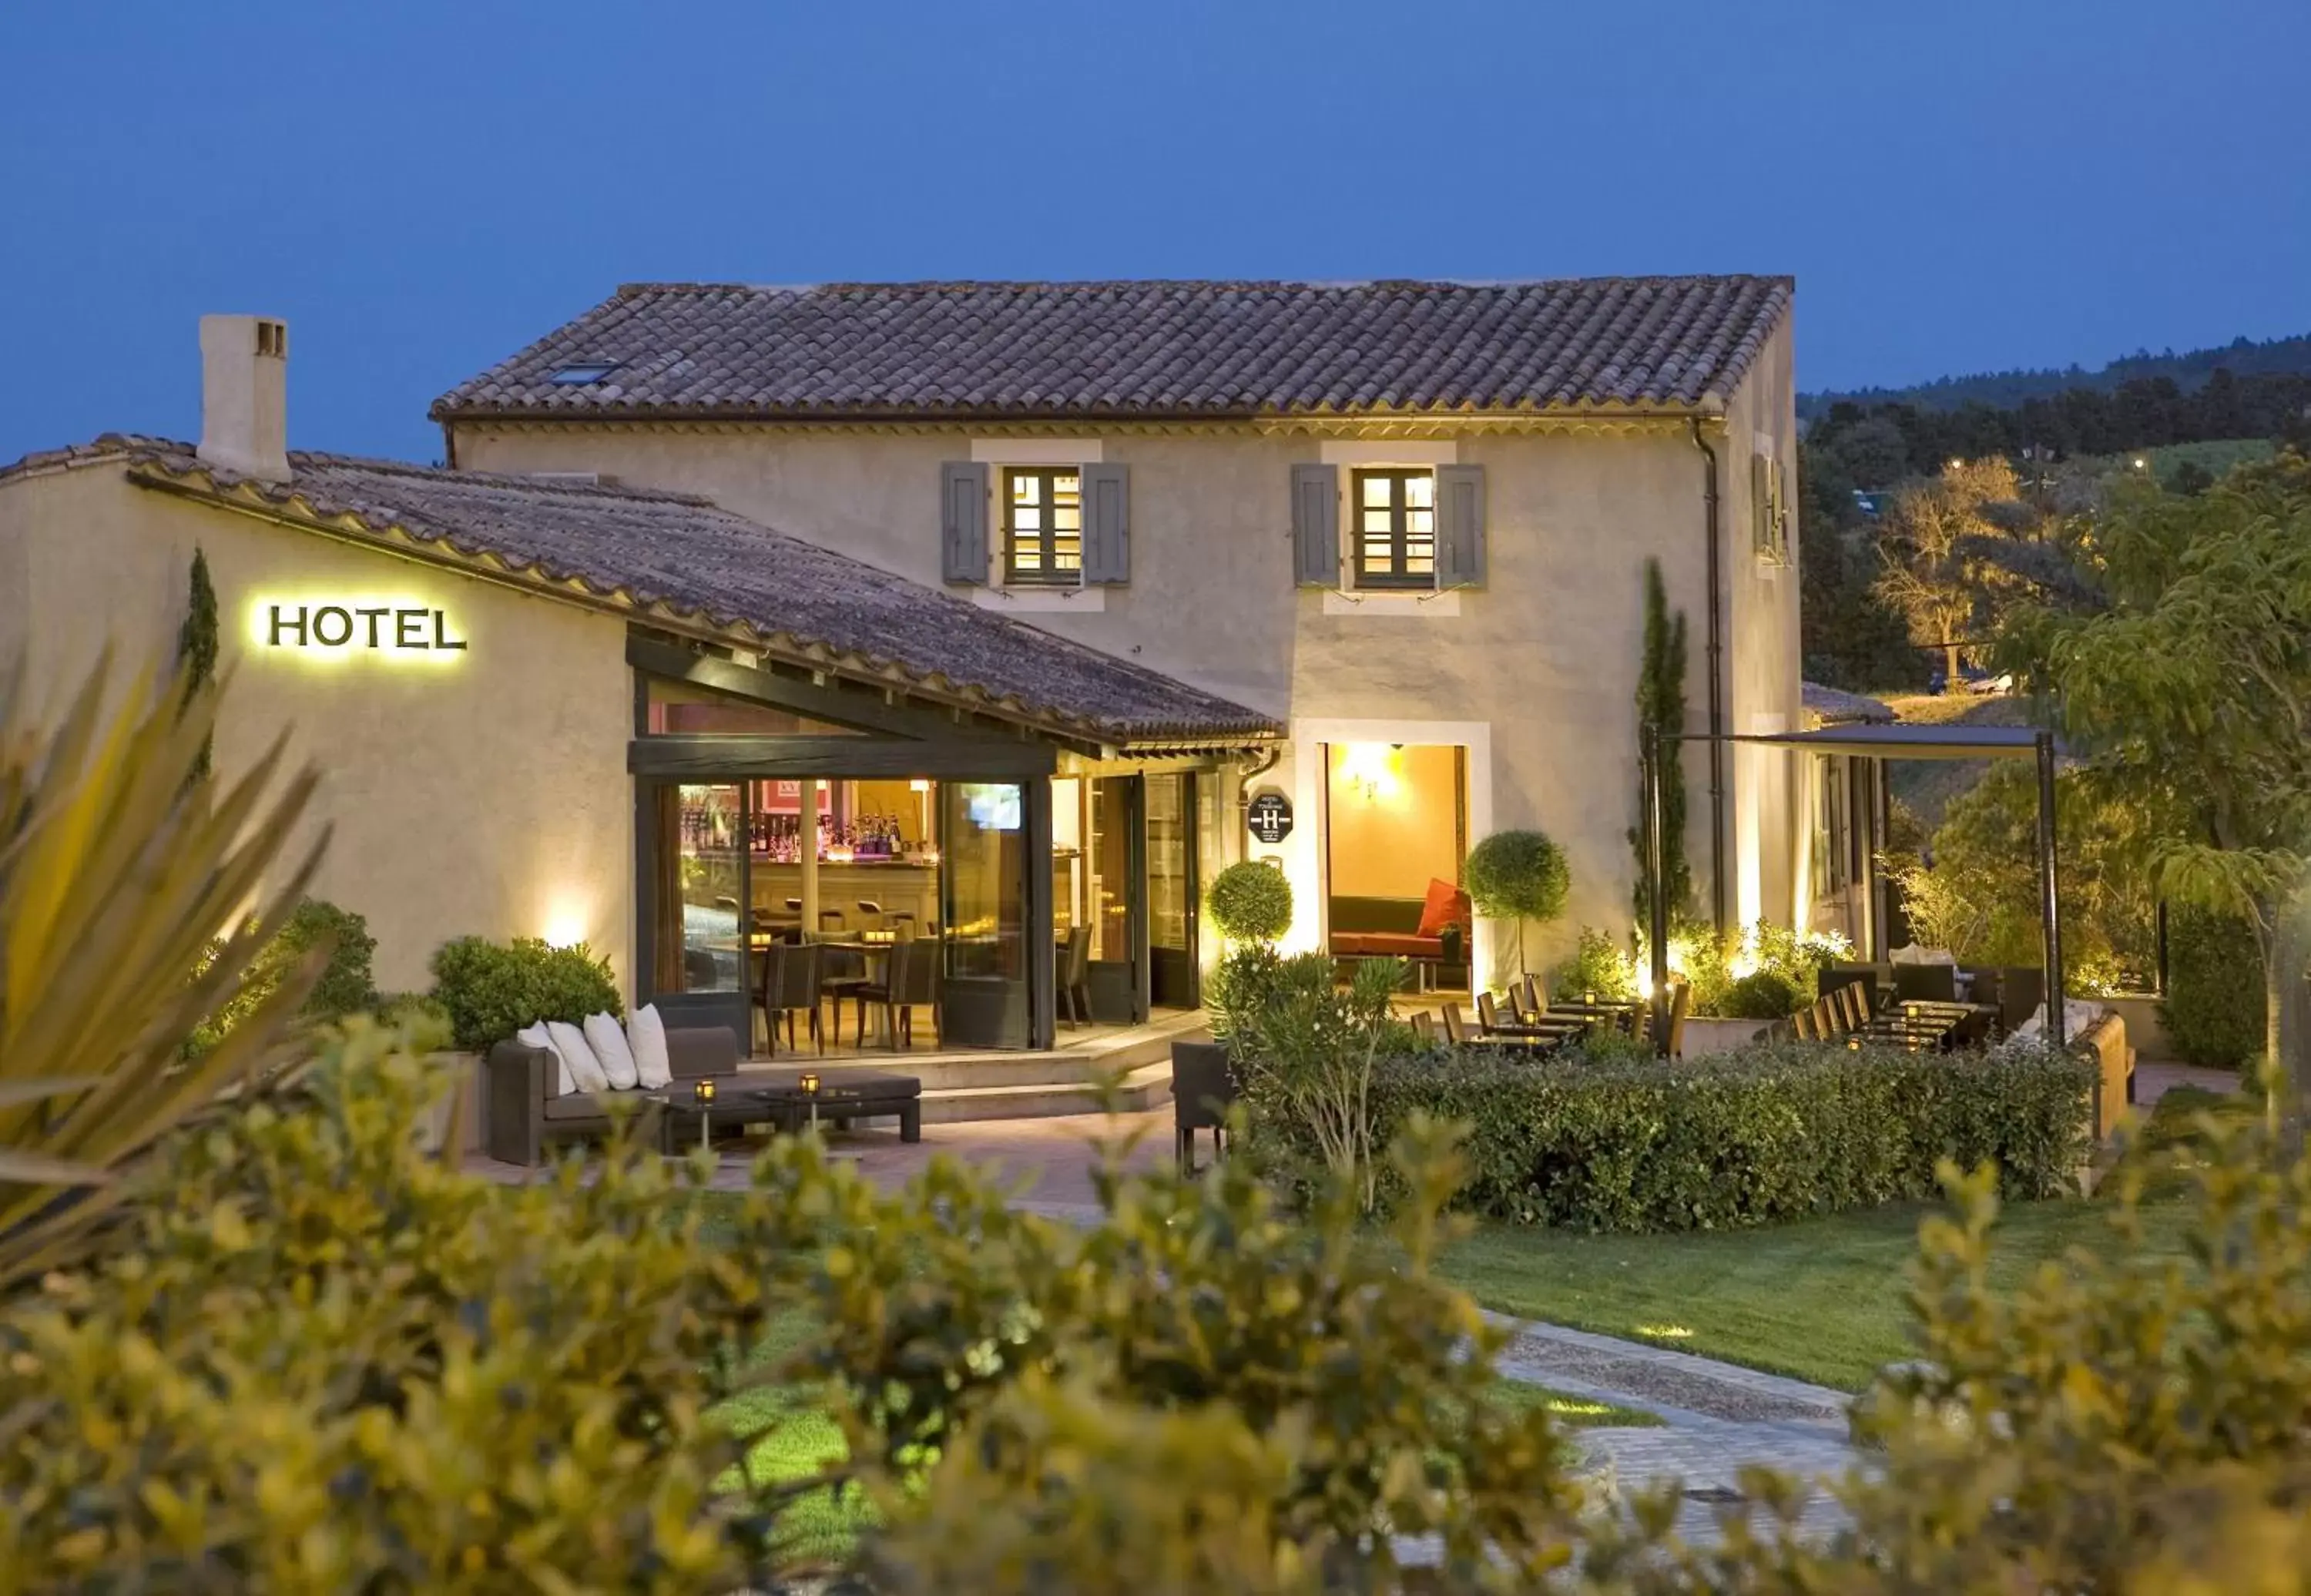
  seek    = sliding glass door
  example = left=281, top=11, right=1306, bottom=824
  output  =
left=1147, top=773, right=1200, bottom=1009
left=941, top=781, right=1032, bottom=1048
left=642, top=780, right=753, bottom=1044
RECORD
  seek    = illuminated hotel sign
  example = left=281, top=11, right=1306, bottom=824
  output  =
left=249, top=599, right=468, bottom=662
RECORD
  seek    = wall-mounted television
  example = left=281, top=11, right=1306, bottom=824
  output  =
left=965, top=785, right=1021, bottom=833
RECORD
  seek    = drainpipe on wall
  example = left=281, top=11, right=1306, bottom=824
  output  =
left=1689, top=419, right=1729, bottom=937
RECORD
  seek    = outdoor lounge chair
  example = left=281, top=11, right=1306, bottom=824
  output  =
left=1893, top=962, right=1960, bottom=1005
left=483, top=1024, right=742, bottom=1167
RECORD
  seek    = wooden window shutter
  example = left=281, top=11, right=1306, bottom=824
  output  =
left=1437, top=464, right=1488, bottom=588
left=1080, top=462, right=1130, bottom=585
left=941, top=461, right=989, bottom=585
left=1751, top=452, right=1781, bottom=557
left=1290, top=462, right=1340, bottom=586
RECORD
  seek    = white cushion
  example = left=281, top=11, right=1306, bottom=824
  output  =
left=628, top=1003, right=673, bottom=1090
left=546, top=1019, right=609, bottom=1095
left=1889, top=942, right=1957, bottom=967
left=516, top=1021, right=573, bottom=1096
left=585, top=1011, right=639, bottom=1091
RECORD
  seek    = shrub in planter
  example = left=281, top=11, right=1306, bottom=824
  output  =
left=186, top=897, right=380, bottom=1058
left=2161, top=906, right=2264, bottom=1068
left=427, top=934, right=622, bottom=1052
left=1550, top=926, right=1638, bottom=1004
left=1205, top=860, right=1293, bottom=946
left=1248, top=1038, right=2095, bottom=1232
left=1720, top=968, right=1803, bottom=1019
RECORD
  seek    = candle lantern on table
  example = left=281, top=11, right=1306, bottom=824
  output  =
left=693, top=1078, right=716, bottom=1154
left=800, top=1071, right=821, bottom=1131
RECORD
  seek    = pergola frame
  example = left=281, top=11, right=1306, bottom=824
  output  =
left=1640, top=722, right=2067, bottom=1049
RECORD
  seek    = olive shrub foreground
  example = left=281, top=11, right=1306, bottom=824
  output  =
left=4, top=1027, right=2309, bottom=1594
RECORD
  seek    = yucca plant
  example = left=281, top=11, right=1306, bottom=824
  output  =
left=0, top=651, right=324, bottom=1292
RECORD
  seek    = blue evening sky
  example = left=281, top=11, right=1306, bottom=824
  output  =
left=3, top=0, right=2304, bottom=463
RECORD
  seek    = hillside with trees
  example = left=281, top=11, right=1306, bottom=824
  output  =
left=1800, top=330, right=2311, bottom=419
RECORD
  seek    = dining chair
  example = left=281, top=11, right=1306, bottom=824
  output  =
left=758, top=940, right=825, bottom=1056
left=1409, top=1010, right=1437, bottom=1042
left=1893, top=961, right=1959, bottom=1005
left=1055, top=926, right=1093, bottom=1028
left=1440, top=1004, right=1467, bottom=1044
left=1840, top=981, right=1870, bottom=1031
left=1815, top=995, right=1843, bottom=1039
left=854, top=940, right=942, bottom=1049
left=1793, top=1004, right=1818, bottom=1041
left=1518, top=973, right=1545, bottom=1017
left=1474, top=991, right=1501, bottom=1034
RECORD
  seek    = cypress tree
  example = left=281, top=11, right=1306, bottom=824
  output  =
left=1629, top=558, right=1693, bottom=929
left=178, top=548, right=219, bottom=780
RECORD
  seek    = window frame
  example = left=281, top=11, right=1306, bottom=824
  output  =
left=1001, top=465, right=1085, bottom=588
left=1348, top=467, right=1439, bottom=592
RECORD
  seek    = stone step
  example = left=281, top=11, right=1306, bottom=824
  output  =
left=922, top=1060, right=1175, bottom=1123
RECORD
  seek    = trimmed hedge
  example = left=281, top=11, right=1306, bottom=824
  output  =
left=2162, top=907, right=2264, bottom=1068
left=1249, top=1039, right=2095, bottom=1232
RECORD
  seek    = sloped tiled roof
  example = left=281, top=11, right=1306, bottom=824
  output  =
left=431, top=277, right=1793, bottom=422
left=6, top=435, right=1276, bottom=745
left=1802, top=682, right=1897, bottom=727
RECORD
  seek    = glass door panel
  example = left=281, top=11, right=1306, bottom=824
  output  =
left=1147, top=773, right=1199, bottom=1009
left=644, top=780, right=753, bottom=1047
left=940, top=781, right=1031, bottom=1048
left=1083, top=776, right=1142, bottom=1022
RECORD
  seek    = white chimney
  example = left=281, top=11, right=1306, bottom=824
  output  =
left=198, top=314, right=290, bottom=483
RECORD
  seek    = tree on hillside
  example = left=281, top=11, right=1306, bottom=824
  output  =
left=2001, top=451, right=2311, bottom=1115
left=1875, top=457, right=2029, bottom=685
left=1796, top=440, right=1919, bottom=690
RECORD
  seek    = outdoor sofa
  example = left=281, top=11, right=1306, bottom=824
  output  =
left=484, top=1024, right=742, bottom=1166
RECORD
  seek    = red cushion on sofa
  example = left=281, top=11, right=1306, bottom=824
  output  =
left=1416, top=877, right=1470, bottom=938
left=1333, top=931, right=1444, bottom=959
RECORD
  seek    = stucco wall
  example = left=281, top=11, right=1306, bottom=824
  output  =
left=456, top=387, right=1798, bottom=972
left=1, top=463, right=636, bottom=997
left=1719, top=317, right=1807, bottom=930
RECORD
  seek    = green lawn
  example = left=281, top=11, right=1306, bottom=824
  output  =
left=1434, top=1193, right=2194, bottom=1393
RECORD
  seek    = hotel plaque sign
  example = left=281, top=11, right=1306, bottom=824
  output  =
left=1246, top=790, right=1294, bottom=845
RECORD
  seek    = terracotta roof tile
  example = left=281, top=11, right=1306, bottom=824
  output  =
left=431, top=277, right=1793, bottom=421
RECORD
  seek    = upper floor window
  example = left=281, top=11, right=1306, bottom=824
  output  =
left=1351, top=468, right=1437, bottom=590
left=1004, top=467, right=1082, bottom=585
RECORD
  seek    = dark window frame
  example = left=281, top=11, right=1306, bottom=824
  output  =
left=1349, top=468, right=1438, bottom=591
left=1002, top=465, right=1085, bottom=587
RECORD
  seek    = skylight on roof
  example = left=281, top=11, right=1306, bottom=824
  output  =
left=547, top=363, right=619, bottom=386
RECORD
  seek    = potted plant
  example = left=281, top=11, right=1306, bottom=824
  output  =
left=1464, top=830, right=1570, bottom=981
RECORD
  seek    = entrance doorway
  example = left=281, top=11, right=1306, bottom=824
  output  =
left=1323, top=743, right=1470, bottom=985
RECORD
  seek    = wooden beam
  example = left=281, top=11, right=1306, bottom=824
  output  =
left=628, top=736, right=1056, bottom=780
left=626, top=634, right=1019, bottom=743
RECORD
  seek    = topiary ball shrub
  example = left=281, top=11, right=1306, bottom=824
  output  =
left=428, top=935, right=622, bottom=1052
left=1721, top=969, right=1803, bottom=1019
left=1464, top=830, right=1571, bottom=974
left=1206, top=860, right=1293, bottom=945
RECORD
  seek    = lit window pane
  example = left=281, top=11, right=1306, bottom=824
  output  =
left=1015, top=507, right=1041, bottom=532
left=1054, top=508, right=1080, bottom=531
left=1407, top=474, right=1435, bottom=509
left=1407, top=508, right=1434, bottom=535
left=1361, top=475, right=1390, bottom=508
left=1361, top=510, right=1393, bottom=534
left=1407, top=555, right=1433, bottom=574
left=1055, top=473, right=1080, bottom=498
left=1011, top=474, right=1038, bottom=505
